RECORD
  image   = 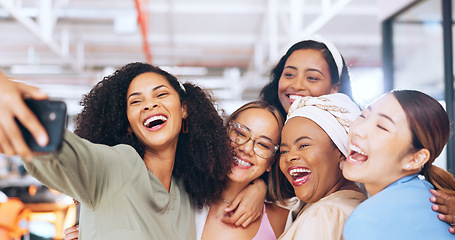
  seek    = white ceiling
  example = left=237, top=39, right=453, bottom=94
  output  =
left=0, top=0, right=382, bottom=114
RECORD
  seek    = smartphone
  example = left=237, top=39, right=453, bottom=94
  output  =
left=18, top=99, right=67, bottom=152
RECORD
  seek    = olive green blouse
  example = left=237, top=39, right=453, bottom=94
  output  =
left=23, top=130, right=196, bottom=240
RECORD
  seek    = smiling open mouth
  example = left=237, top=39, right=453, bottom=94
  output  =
left=233, top=156, right=253, bottom=168
left=347, top=144, right=368, bottom=164
left=289, top=167, right=311, bottom=186
left=143, top=115, right=168, bottom=129
left=288, top=94, right=305, bottom=101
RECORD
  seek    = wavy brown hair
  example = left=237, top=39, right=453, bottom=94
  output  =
left=74, top=62, right=231, bottom=207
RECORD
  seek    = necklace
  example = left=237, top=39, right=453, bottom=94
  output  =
left=221, top=199, right=232, bottom=204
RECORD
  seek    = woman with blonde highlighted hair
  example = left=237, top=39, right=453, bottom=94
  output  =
left=197, top=101, right=289, bottom=240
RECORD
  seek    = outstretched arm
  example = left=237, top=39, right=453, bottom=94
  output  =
left=0, top=71, right=48, bottom=161
left=430, top=189, right=455, bottom=233
left=221, top=178, right=267, bottom=227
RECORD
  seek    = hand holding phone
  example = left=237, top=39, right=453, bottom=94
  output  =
left=18, top=99, right=67, bottom=152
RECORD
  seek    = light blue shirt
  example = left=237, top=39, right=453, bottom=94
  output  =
left=344, top=174, right=453, bottom=239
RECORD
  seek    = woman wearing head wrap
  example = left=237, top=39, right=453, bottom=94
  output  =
left=275, top=93, right=367, bottom=239
left=259, top=36, right=358, bottom=230
left=259, top=35, right=455, bottom=232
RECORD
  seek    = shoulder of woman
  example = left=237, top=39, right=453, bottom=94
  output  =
left=284, top=202, right=347, bottom=240
left=265, top=202, right=289, bottom=218
left=317, top=189, right=367, bottom=207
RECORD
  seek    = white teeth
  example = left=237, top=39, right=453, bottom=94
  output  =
left=348, top=156, right=361, bottom=163
left=233, top=156, right=252, bottom=167
left=289, top=168, right=311, bottom=176
left=144, top=115, right=167, bottom=126
left=350, top=145, right=367, bottom=156
left=289, top=95, right=304, bottom=100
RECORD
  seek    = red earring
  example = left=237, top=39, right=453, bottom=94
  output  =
left=182, top=119, right=188, bottom=133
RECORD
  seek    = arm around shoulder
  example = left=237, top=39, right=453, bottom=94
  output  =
left=223, top=178, right=268, bottom=227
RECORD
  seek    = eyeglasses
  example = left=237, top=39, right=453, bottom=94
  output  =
left=228, top=121, right=279, bottom=159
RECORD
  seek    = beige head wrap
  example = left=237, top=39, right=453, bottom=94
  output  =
left=286, top=93, right=360, bottom=157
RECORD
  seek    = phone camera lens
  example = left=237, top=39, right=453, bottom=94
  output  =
left=49, top=112, right=57, bottom=121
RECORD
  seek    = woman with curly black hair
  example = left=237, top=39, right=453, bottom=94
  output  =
left=74, top=62, right=231, bottom=209
left=0, top=62, right=233, bottom=240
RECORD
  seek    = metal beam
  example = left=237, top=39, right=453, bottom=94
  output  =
left=289, top=0, right=305, bottom=39
left=38, top=0, right=60, bottom=41
left=0, top=0, right=81, bottom=72
left=288, top=0, right=352, bottom=47
left=248, top=7, right=269, bottom=74
left=442, top=0, right=454, bottom=175
left=0, top=4, right=377, bottom=20
left=262, top=0, right=352, bottom=72
left=268, top=0, right=278, bottom=61
left=382, top=18, right=394, bottom=92
left=134, top=0, right=152, bottom=64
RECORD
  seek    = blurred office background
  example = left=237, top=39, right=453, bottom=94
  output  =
left=1, top=0, right=384, bottom=116
left=0, top=0, right=454, bottom=238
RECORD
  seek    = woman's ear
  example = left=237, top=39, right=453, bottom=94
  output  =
left=337, top=151, right=346, bottom=170
left=126, top=126, right=133, bottom=139
left=402, top=148, right=430, bottom=171
left=266, top=157, right=276, bottom=172
left=331, top=82, right=340, bottom=94
left=339, top=151, right=346, bottom=162
left=181, top=102, right=188, bottom=119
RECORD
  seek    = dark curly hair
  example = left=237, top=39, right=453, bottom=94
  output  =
left=74, top=62, right=231, bottom=207
left=259, top=40, right=353, bottom=118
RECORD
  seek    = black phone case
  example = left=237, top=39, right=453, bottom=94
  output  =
left=18, top=99, right=67, bottom=152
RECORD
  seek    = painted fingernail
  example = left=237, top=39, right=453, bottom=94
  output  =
left=38, top=135, right=48, bottom=146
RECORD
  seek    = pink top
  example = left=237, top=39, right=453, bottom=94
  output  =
left=194, top=203, right=277, bottom=240
left=252, top=204, right=276, bottom=240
